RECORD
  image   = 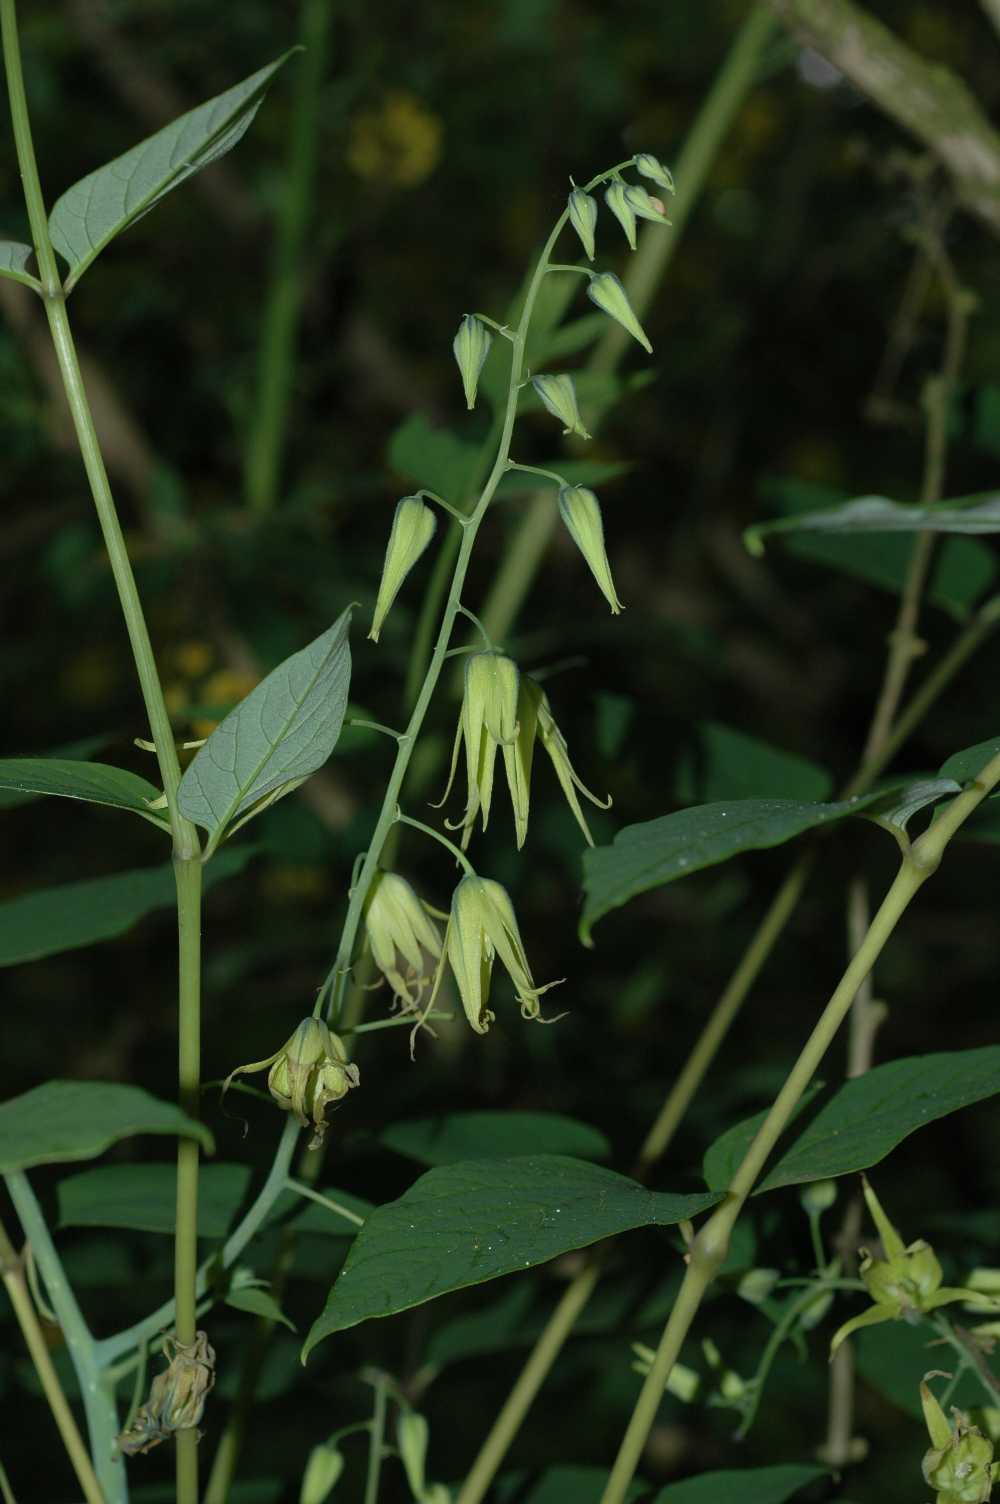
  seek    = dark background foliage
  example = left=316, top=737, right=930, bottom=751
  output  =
left=2, top=2, right=1000, bottom=1501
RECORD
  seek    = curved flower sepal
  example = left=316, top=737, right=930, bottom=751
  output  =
left=446, top=874, right=563, bottom=1034
left=224, top=1018, right=359, bottom=1150
left=363, top=869, right=443, bottom=1012
left=921, top=1374, right=1000, bottom=1504
left=116, top=1332, right=216, bottom=1455
left=829, top=1178, right=991, bottom=1358
left=434, top=652, right=520, bottom=847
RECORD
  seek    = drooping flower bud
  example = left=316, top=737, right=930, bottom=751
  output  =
left=300, top=1441, right=345, bottom=1504
left=435, top=652, right=520, bottom=847
left=557, top=484, right=623, bottom=614
left=116, top=1332, right=216, bottom=1455
left=453, top=314, right=493, bottom=410
left=531, top=373, right=590, bottom=440
left=604, top=180, right=637, bottom=251
left=586, top=272, right=652, bottom=354
left=635, top=153, right=675, bottom=193
left=363, top=870, right=443, bottom=1012
left=567, top=188, right=598, bottom=260
left=224, top=1018, right=360, bottom=1149
left=397, top=1411, right=430, bottom=1501
left=624, top=184, right=671, bottom=226
left=921, top=1378, right=1000, bottom=1503
left=447, top=875, right=561, bottom=1033
left=369, top=495, right=437, bottom=643
left=533, top=681, right=611, bottom=844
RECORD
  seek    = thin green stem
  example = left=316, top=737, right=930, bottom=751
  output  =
left=395, top=812, right=476, bottom=874
left=244, top=0, right=332, bottom=512
left=284, top=1178, right=365, bottom=1227
left=506, top=461, right=565, bottom=486
left=0, top=1457, right=16, bottom=1504
left=4, top=1174, right=122, bottom=1502
left=0, top=1217, right=106, bottom=1504
left=600, top=753, right=1000, bottom=1504
left=173, top=855, right=203, bottom=1504
left=363, top=1375, right=389, bottom=1504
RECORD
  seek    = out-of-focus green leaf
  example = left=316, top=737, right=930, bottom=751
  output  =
left=0, top=1082, right=212, bottom=1172
left=379, top=1111, right=610, bottom=1166
left=0, top=241, right=39, bottom=290
left=702, top=1047, right=1000, bottom=1193
left=57, top=1162, right=249, bottom=1236
left=178, top=609, right=352, bottom=850
left=653, top=1465, right=829, bottom=1503
left=49, top=52, right=295, bottom=287
left=225, top=1285, right=296, bottom=1331
left=0, top=847, right=252, bottom=966
left=855, top=1320, right=993, bottom=1419
left=675, top=722, right=832, bottom=803
left=387, top=413, right=482, bottom=504
left=746, top=491, right=1000, bottom=554
left=302, top=1156, right=720, bottom=1355
left=0, top=737, right=109, bottom=809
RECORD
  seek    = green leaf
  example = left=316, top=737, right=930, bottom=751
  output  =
left=0, top=736, right=110, bottom=810
left=0, top=1082, right=212, bottom=1172
left=0, top=759, right=168, bottom=828
left=675, top=722, right=832, bottom=804
left=225, top=1285, right=296, bottom=1331
left=654, top=1465, right=829, bottom=1503
left=938, top=737, right=1000, bottom=785
left=0, top=240, right=39, bottom=290
left=133, top=1483, right=282, bottom=1504
left=57, top=1162, right=250, bottom=1236
left=538, top=311, right=609, bottom=361
left=702, top=1046, right=1000, bottom=1194
left=387, top=413, right=482, bottom=503
left=747, top=491, right=1000, bottom=553
left=855, top=1320, right=996, bottom=1419
left=379, top=1111, right=610, bottom=1166
left=0, top=847, right=252, bottom=966
left=864, top=778, right=960, bottom=841
left=177, top=609, right=352, bottom=849
left=302, top=1156, right=720, bottom=1356
left=49, top=51, right=295, bottom=288
left=580, top=791, right=891, bottom=941
left=517, top=1467, right=647, bottom=1504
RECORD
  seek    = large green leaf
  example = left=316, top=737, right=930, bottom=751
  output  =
left=0, top=736, right=109, bottom=810
left=49, top=52, right=294, bottom=288
left=746, top=492, right=1000, bottom=554
left=703, top=1046, right=1000, bottom=1194
left=855, top=1320, right=995, bottom=1420
left=0, top=759, right=167, bottom=828
left=302, top=1156, right=720, bottom=1356
left=939, top=736, right=1000, bottom=786
left=654, top=1465, right=829, bottom=1503
left=0, top=240, right=39, bottom=290
left=57, top=1162, right=250, bottom=1236
left=178, top=609, right=351, bottom=849
left=0, top=1082, right=212, bottom=1172
left=516, top=1466, right=646, bottom=1504
left=580, top=791, right=891, bottom=941
left=379, top=1111, right=610, bottom=1166
left=0, top=846, right=252, bottom=967
left=675, top=722, right=832, bottom=804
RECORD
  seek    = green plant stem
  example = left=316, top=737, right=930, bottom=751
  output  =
left=0, top=1216, right=106, bottom=1504
left=364, top=1374, right=389, bottom=1504
left=477, top=5, right=778, bottom=651
left=244, top=0, right=332, bottom=512
left=172, top=855, right=203, bottom=1504
left=4, top=1174, right=122, bottom=1502
left=0, top=1457, right=16, bottom=1504
left=600, top=751, right=1000, bottom=1504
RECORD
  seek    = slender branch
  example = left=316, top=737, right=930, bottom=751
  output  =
left=980, top=0, right=1000, bottom=42
left=0, top=1217, right=106, bottom=1504
left=4, top=1174, right=122, bottom=1502
left=765, top=0, right=1000, bottom=236
left=363, top=1374, right=389, bottom=1504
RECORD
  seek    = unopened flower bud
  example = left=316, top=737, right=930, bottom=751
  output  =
left=453, top=314, right=493, bottom=410
left=738, top=1268, right=780, bottom=1306
left=397, top=1411, right=430, bottom=1500
left=447, top=874, right=561, bottom=1034
left=531, top=373, right=590, bottom=439
left=558, top=484, right=623, bottom=614
left=800, top=1180, right=838, bottom=1215
left=586, top=272, right=652, bottom=353
left=364, top=870, right=443, bottom=1012
left=300, top=1441, right=345, bottom=1504
left=369, top=495, right=437, bottom=643
left=435, top=653, right=520, bottom=846
left=624, top=184, right=670, bottom=226
left=604, top=180, right=637, bottom=250
left=225, top=1018, right=360, bottom=1149
left=567, top=188, right=598, bottom=260
left=635, top=153, right=675, bottom=193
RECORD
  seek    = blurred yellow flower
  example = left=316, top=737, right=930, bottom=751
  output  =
left=172, top=639, right=214, bottom=678
left=346, top=91, right=443, bottom=187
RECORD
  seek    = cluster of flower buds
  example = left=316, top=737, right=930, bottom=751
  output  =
left=363, top=869, right=443, bottom=1011
left=921, top=1374, right=1000, bottom=1504
left=116, top=1332, right=215, bottom=1456
left=437, top=651, right=609, bottom=849
left=830, top=1179, right=991, bottom=1356
left=225, top=1017, right=360, bottom=1149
